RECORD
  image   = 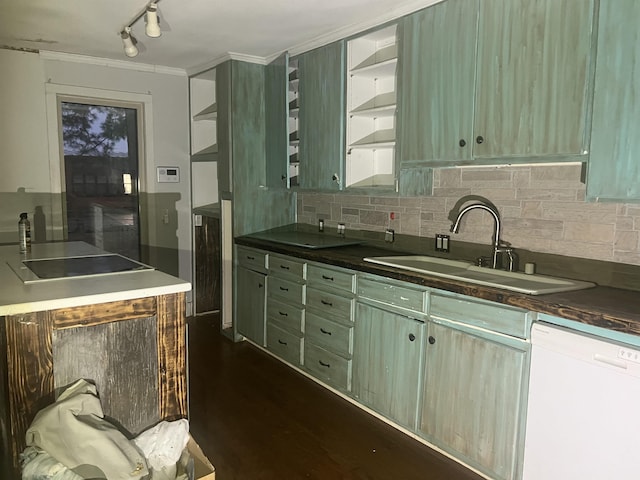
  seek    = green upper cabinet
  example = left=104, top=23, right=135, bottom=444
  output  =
left=265, top=52, right=289, bottom=189
left=474, top=0, right=594, bottom=159
left=396, top=0, right=478, bottom=167
left=397, top=0, right=595, bottom=169
left=587, top=0, right=640, bottom=201
left=298, top=41, right=346, bottom=191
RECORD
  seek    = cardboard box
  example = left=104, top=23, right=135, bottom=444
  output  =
left=185, top=435, right=216, bottom=479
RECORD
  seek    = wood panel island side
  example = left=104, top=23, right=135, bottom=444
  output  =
left=0, top=242, right=191, bottom=479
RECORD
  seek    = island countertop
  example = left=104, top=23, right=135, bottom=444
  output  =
left=0, top=242, right=191, bottom=316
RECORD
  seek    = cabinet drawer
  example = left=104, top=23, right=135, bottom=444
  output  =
left=305, top=312, right=353, bottom=358
left=357, top=274, right=428, bottom=313
left=236, top=246, right=267, bottom=272
left=306, top=288, right=354, bottom=323
left=307, top=264, right=355, bottom=293
left=267, top=322, right=302, bottom=366
left=304, top=343, right=352, bottom=392
left=268, top=276, right=305, bottom=305
left=269, top=254, right=305, bottom=279
left=267, top=298, right=304, bottom=334
left=430, top=293, right=533, bottom=339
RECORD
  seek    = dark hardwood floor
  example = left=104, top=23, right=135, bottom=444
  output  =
left=187, top=314, right=484, bottom=480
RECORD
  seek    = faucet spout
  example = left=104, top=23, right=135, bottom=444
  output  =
left=449, top=202, right=502, bottom=268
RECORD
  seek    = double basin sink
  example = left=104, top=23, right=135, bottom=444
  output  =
left=364, top=255, right=595, bottom=295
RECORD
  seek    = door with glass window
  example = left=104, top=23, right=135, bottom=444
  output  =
left=60, top=101, right=141, bottom=260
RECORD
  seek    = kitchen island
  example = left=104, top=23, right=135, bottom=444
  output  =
left=0, top=242, right=191, bottom=478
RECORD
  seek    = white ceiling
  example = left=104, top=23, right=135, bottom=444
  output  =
left=0, top=0, right=440, bottom=73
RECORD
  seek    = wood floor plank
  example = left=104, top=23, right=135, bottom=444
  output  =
left=187, top=314, right=483, bottom=480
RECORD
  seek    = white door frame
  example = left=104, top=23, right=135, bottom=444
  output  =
left=44, top=83, right=153, bottom=242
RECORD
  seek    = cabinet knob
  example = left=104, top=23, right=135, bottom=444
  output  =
left=408, top=333, right=416, bottom=342
left=459, top=139, right=466, bottom=147
left=428, top=336, right=436, bottom=345
left=476, top=135, right=484, bottom=144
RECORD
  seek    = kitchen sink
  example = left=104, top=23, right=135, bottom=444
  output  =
left=363, top=255, right=473, bottom=276
left=363, top=256, right=595, bottom=295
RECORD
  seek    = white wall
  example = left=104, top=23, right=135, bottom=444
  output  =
left=0, top=49, right=193, bottom=286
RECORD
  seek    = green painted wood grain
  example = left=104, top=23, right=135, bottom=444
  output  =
left=298, top=41, right=346, bottom=191
left=474, top=0, right=594, bottom=158
left=396, top=0, right=478, bottom=166
left=587, top=0, right=640, bottom=201
left=265, top=52, right=289, bottom=189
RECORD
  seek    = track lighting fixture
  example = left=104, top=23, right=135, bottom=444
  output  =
left=121, top=27, right=139, bottom=57
left=145, top=3, right=161, bottom=38
left=119, top=1, right=163, bottom=58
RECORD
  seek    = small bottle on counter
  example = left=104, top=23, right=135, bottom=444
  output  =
left=18, top=212, right=31, bottom=253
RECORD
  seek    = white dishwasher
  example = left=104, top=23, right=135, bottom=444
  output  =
left=523, top=322, right=640, bottom=479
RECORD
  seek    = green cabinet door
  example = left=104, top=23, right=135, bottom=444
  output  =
left=298, top=41, right=346, bottom=190
left=587, top=0, right=640, bottom=201
left=396, top=0, right=478, bottom=167
left=236, top=266, right=266, bottom=346
left=420, top=321, right=528, bottom=480
left=474, top=0, right=594, bottom=159
left=352, top=302, right=424, bottom=430
left=265, top=52, right=289, bottom=189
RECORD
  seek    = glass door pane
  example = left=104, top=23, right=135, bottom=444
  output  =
left=61, top=102, right=141, bottom=260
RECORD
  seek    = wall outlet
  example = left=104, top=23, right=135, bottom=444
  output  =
left=435, top=234, right=450, bottom=252
left=385, top=229, right=395, bottom=243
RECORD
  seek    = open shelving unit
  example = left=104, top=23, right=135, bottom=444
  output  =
left=288, top=58, right=300, bottom=187
left=189, top=67, right=219, bottom=208
left=346, top=24, right=398, bottom=189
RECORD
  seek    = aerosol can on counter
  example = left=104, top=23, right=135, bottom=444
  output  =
left=19, top=212, right=31, bottom=253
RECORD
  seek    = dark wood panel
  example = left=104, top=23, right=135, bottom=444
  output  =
left=194, top=215, right=221, bottom=314
left=157, top=292, right=187, bottom=420
left=52, top=316, right=159, bottom=435
left=52, top=297, right=156, bottom=329
left=0, top=317, right=10, bottom=480
left=5, top=311, right=54, bottom=475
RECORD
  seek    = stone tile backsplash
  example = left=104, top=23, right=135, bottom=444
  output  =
left=297, top=164, right=640, bottom=266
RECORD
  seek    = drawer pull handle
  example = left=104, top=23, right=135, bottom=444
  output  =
left=320, top=299, right=333, bottom=307
left=258, top=283, right=264, bottom=289
left=428, top=336, right=436, bottom=345
left=408, top=333, right=416, bottom=342
left=246, top=256, right=255, bottom=260
left=320, top=328, right=332, bottom=336
left=280, top=265, right=290, bottom=270
left=279, top=286, right=289, bottom=292
left=279, top=311, right=288, bottom=317
left=319, top=360, right=330, bottom=368
left=400, top=296, right=410, bottom=301
left=322, top=275, right=334, bottom=281
left=278, top=339, right=288, bottom=345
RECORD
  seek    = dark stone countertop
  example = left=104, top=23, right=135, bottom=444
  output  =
left=236, top=234, right=640, bottom=338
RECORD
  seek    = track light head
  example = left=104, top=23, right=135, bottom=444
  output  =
left=145, top=3, right=161, bottom=38
left=121, top=27, right=139, bottom=57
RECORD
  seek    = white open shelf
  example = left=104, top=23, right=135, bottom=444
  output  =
left=346, top=24, right=398, bottom=189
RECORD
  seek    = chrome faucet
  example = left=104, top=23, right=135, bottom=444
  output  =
left=450, top=202, right=517, bottom=271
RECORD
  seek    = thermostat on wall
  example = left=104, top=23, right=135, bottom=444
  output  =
left=157, top=166, right=180, bottom=183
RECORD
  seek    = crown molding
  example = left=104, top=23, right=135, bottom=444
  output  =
left=39, top=50, right=187, bottom=76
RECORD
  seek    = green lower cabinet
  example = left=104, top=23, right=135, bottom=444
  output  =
left=352, top=302, right=425, bottom=430
left=420, top=320, right=529, bottom=480
left=235, top=266, right=266, bottom=346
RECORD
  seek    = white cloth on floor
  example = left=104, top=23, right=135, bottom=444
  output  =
left=24, top=379, right=149, bottom=480
left=133, top=419, right=190, bottom=472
